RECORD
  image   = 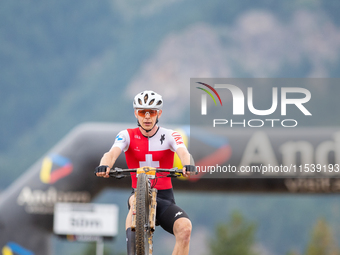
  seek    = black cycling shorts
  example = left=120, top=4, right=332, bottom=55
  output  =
left=127, top=188, right=189, bottom=235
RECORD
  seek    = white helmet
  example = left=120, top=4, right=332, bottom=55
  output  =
left=133, top=90, right=163, bottom=109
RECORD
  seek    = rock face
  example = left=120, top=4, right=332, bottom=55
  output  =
left=127, top=10, right=340, bottom=121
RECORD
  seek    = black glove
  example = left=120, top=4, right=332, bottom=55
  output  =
left=184, top=165, right=197, bottom=175
left=94, top=165, right=109, bottom=176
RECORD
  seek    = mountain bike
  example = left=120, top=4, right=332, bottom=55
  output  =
left=109, top=166, right=197, bottom=255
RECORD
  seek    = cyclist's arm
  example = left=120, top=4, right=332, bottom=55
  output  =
left=176, top=147, right=195, bottom=177
left=96, top=130, right=129, bottom=178
left=97, top=146, right=122, bottom=178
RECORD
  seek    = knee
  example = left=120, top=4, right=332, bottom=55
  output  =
left=128, top=195, right=135, bottom=211
left=174, top=218, right=192, bottom=243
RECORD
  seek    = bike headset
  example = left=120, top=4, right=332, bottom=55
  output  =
left=133, top=90, right=163, bottom=133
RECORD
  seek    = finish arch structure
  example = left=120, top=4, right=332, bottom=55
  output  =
left=1, top=123, right=339, bottom=254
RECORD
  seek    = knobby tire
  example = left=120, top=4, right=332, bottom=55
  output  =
left=135, top=173, right=151, bottom=255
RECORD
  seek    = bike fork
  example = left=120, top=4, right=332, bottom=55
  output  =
left=148, top=188, right=157, bottom=255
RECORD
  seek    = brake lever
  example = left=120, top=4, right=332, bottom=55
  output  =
left=109, top=167, right=124, bottom=178
left=167, top=173, right=180, bottom=178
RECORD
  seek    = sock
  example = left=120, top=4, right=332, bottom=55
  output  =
left=126, top=228, right=136, bottom=255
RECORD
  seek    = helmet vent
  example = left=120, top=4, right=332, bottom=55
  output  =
left=138, top=98, right=142, bottom=105
left=157, top=100, right=162, bottom=105
left=149, top=99, right=155, bottom=105
left=144, top=94, right=148, bottom=103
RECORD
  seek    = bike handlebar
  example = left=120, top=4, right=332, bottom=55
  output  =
left=109, top=166, right=197, bottom=178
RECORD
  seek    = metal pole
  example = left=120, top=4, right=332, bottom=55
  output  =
left=96, top=238, right=104, bottom=255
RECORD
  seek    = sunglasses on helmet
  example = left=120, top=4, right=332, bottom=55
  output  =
left=136, top=109, right=159, bottom=117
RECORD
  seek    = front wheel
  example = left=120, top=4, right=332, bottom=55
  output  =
left=135, top=173, right=151, bottom=255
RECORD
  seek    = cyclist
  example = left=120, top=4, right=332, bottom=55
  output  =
left=95, top=90, right=195, bottom=255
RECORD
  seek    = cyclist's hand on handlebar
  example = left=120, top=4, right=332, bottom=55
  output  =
left=94, top=165, right=110, bottom=178
left=183, top=165, right=197, bottom=177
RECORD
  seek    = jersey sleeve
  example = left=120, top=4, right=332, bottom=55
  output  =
left=111, top=130, right=130, bottom=152
left=169, top=130, right=187, bottom=152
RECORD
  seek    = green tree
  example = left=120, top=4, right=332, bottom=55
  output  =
left=209, top=211, right=259, bottom=255
left=287, top=218, right=340, bottom=255
left=305, top=218, right=340, bottom=255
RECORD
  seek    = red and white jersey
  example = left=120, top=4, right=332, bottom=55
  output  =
left=111, top=127, right=187, bottom=190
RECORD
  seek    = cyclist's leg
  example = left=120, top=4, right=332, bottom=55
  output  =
left=157, top=203, right=191, bottom=255
left=126, top=192, right=136, bottom=255
left=172, top=217, right=192, bottom=255
left=126, top=227, right=135, bottom=255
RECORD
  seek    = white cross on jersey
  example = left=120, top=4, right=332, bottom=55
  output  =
left=139, top=154, right=160, bottom=168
